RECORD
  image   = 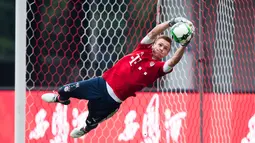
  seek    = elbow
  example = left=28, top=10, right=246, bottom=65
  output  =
left=167, top=57, right=182, bottom=67
left=167, top=59, right=177, bottom=67
left=147, top=31, right=157, bottom=40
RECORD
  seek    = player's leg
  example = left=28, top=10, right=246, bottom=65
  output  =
left=41, top=92, right=71, bottom=105
left=70, top=97, right=121, bottom=138
left=41, top=77, right=104, bottom=105
left=70, top=109, right=119, bottom=138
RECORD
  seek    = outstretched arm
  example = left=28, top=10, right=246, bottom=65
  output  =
left=146, top=21, right=171, bottom=41
left=165, top=46, right=186, bottom=68
left=166, top=31, right=194, bottom=68
left=141, top=17, right=192, bottom=44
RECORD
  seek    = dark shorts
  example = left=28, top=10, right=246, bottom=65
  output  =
left=58, top=77, right=121, bottom=127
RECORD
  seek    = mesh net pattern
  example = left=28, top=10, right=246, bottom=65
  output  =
left=26, top=0, right=255, bottom=142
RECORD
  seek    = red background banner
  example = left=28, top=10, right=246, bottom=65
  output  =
left=0, top=91, right=254, bottom=143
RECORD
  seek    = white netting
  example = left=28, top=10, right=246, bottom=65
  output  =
left=211, top=1, right=235, bottom=142
left=26, top=0, right=158, bottom=143
left=25, top=0, right=255, bottom=142
left=158, top=0, right=194, bottom=143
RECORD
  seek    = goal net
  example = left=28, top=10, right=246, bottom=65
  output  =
left=25, top=0, right=255, bottom=143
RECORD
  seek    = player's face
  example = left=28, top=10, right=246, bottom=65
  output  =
left=152, top=39, right=171, bottom=60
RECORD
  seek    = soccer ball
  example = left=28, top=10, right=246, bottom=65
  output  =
left=170, top=21, right=194, bottom=45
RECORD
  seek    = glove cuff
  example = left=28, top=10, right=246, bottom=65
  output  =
left=181, top=40, right=191, bottom=47
left=168, top=18, right=176, bottom=27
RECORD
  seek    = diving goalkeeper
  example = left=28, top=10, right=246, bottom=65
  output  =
left=41, top=17, right=194, bottom=138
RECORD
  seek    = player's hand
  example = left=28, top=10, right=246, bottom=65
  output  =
left=169, top=17, right=190, bottom=26
left=181, top=33, right=194, bottom=47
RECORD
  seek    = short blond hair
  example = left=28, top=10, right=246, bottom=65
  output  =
left=155, top=35, right=172, bottom=44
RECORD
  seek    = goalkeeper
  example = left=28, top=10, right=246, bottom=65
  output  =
left=42, top=17, right=194, bottom=138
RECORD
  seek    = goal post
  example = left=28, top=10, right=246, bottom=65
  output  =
left=15, top=0, right=26, bottom=143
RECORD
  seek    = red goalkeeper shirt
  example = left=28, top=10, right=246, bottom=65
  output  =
left=102, top=43, right=173, bottom=101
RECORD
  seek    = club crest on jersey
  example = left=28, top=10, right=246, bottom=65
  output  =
left=150, top=61, right=155, bottom=67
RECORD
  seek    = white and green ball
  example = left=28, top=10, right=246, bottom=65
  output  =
left=170, top=22, right=194, bottom=45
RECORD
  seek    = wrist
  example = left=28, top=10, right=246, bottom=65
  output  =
left=179, top=45, right=187, bottom=49
left=168, top=18, right=175, bottom=27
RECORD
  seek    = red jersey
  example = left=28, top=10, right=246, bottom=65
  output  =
left=102, top=43, right=173, bottom=101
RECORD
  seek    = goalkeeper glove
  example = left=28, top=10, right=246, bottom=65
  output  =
left=180, top=33, right=194, bottom=47
left=168, top=17, right=190, bottom=27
